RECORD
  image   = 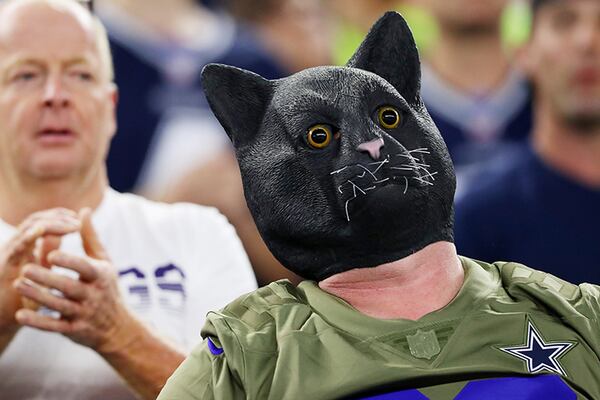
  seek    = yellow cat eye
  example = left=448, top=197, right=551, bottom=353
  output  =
left=307, top=124, right=333, bottom=149
left=378, top=106, right=401, bottom=129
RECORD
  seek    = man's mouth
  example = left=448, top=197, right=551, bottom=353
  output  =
left=36, top=129, right=76, bottom=144
left=573, top=67, right=600, bottom=86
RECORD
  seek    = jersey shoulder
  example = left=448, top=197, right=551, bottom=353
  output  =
left=203, top=280, right=312, bottom=351
left=491, top=260, right=600, bottom=320
left=212, top=280, right=309, bottom=330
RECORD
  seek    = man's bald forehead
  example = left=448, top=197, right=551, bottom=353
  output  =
left=0, top=0, right=114, bottom=82
left=0, top=0, right=92, bottom=24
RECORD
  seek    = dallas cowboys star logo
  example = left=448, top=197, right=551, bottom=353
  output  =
left=499, top=320, right=576, bottom=376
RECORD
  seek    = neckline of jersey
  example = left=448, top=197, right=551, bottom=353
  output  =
left=297, top=256, right=500, bottom=338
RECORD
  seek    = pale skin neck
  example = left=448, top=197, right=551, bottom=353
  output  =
left=426, top=23, right=510, bottom=94
left=319, top=242, right=464, bottom=321
left=0, top=166, right=107, bottom=226
left=532, top=100, right=600, bottom=188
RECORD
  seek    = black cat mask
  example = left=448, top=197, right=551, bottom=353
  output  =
left=202, top=12, right=456, bottom=281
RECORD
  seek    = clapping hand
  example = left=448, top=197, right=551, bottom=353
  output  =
left=14, top=209, right=135, bottom=353
left=0, top=209, right=80, bottom=335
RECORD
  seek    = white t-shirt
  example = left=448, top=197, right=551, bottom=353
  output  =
left=0, top=189, right=257, bottom=400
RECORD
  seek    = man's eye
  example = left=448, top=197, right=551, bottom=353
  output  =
left=70, top=71, right=94, bottom=81
left=14, top=72, right=38, bottom=81
left=551, top=10, right=578, bottom=30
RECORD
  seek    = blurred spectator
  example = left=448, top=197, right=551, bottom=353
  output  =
left=327, top=0, right=438, bottom=65
left=220, top=0, right=333, bottom=73
left=418, top=0, right=532, bottom=181
left=328, top=0, right=401, bottom=33
left=0, top=1, right=256, bottom=398
left=160, top=0, right=337, bottom=286
left=96, top=0, right=285, bottom=195
left=454, top=0, right=600, bottom=283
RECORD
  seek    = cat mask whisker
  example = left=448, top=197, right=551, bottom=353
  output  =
left=408, top=148, right=431, bottom=154
left=412, top=176, right=435, bottom=186
left=355, top=164, right=380, bottom=181
left=331, top=166, right=351, bottom=175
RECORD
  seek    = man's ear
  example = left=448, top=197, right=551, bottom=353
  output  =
left=202, top=64, right=273, bottom=148
left=107, top=83, right=118, bottom=140
left=347, top=12, right=421, bottom=107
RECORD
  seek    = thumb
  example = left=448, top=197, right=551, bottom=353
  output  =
left=35, top=235, right=62, bottom=268
left=79, top=208, right=109, bottom=260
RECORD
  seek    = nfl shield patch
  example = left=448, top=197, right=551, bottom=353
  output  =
left=407, top=329, right=441, bottom=360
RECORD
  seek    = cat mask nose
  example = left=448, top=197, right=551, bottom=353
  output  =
left=357, top=138, right=384, bottom=160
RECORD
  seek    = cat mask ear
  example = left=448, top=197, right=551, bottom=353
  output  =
left=201, top=64, right=273, bottom=147
left=347, top=11, right=421, bottom=107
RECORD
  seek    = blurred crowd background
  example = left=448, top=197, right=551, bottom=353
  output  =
left=78, top=0, right=600, bottom=285
left=98, top=0, right=532, bottom=196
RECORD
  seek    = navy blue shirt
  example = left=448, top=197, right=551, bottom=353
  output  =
left=421, top=64, right=532, bottom=167
left=429, top=102, right=532, bottom=166
left=454, top=144, right=600, bottom=284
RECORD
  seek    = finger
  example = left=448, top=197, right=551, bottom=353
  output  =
left=79, top=208, right=109, bottom=261
left=21, top=297, right=41, bottom=311
left=19, top=208, right=79, bottom=231
left=33, top=219, right=81, bottom=237
left=47, top=251, right=98, bottom=282
left=15, top=308, right=71, bottom=333
left=22, top=264, right=87, bottom=301
left=5, top=218, right=79, bottom=266
left=5, top=227, right=39, bottom=265
left=34, top=235, right=63, bottom=268
left=30, top=208, right=78, bottom=220
left=23, top=207, right=77, bottom=222
left=16, top=220, right=78, bottom=251
left=14, top=279, right=81, bottom=318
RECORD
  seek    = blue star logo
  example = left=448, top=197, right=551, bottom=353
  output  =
left=499, top=320, right=576, bottom=376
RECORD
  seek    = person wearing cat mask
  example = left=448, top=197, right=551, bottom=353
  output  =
left=159, top=12, right=600, bottom=400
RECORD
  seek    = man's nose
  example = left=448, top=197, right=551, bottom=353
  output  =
left=357, top=138, right=384, bottom=160
left=43, top=76, right=70, bottom=108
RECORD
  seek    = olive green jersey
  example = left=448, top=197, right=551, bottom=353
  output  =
left=158, top=257, right=600, bottom=399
